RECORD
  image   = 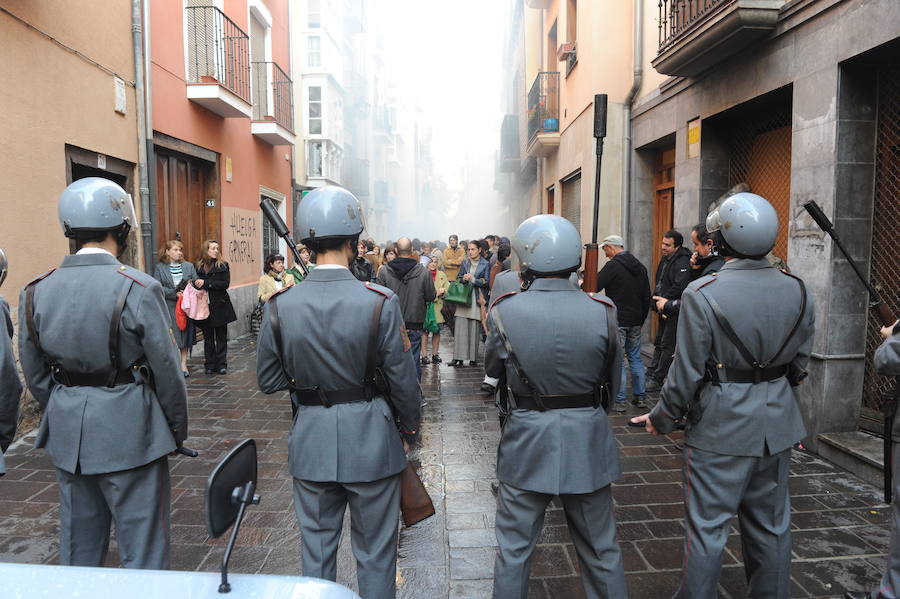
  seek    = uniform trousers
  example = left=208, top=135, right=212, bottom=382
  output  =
left=875, top=442, right=900, bottom=598
left=493, top=482, right=627, bottom=599
left=55, top=456, right=171, bottom=569
left=293, top=475, right=401, bottom=599
left=453, top=316, right=481, bottom=362
left=676, top=446, right=792, bottom=599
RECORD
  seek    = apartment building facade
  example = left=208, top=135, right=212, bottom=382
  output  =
left=629, top=0, right=900, bottom=464
left=151, top=0, right=295, bottom=333
left=0, top=1, right=143, bottom=295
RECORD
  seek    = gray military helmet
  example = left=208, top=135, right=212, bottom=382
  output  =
left=295, top=186, right=365, bottom=244
left=58, top=177, right=136, bottom=238
left=512, top=214, right=582, bottom=275
left=0, top=248, right=7, bottom=288
left=706, top=192, right=778, bottom=257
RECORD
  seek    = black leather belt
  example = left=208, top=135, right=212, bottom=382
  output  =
left=292, top=386, right=374, bottom=408
left=513, top=392, right=599, bottom=411
left=52, top=367, right=135, bottom=387
left=717, top=364, right=789, bottom=384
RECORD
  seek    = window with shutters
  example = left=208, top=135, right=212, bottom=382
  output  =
left=561, top=172, right=581, bottom=230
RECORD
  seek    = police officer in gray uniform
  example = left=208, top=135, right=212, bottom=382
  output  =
left=632, top=193, right=815, bottom=598
left=846, top=320, right=900, bottom=599
left=0, top=248, right=22, bottom=477
left=256, top=186, right=420, bottom=599
left=18, top=178, right=188, bottom=569
left=486, top=215, right=627, bottom=599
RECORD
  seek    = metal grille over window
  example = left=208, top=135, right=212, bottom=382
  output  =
left=561, top=173, right=582, bottom=231
left=863, top=65, right=900, bottom=417
left=186, top=5, right=251, bottom=104
left=726, top=98, right=792, bottom=262
left=657, top=0, right=726, bottom=49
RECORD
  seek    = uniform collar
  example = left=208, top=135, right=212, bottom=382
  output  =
left=304, top=266, right=356, bottom=282
left=529, top=277, right=577, bottom=291
left=719, top=257, right=774, bottom=271
left=59, top=252, right=121, bottom=268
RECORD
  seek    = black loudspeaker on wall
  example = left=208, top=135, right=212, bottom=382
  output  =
left=593, top=94, right=608, bottom=139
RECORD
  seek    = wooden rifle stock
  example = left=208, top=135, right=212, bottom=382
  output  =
left=259, top=199, right=309, bottom=278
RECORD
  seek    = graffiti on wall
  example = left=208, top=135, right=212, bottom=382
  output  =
left=221, top=207, right=260, bottom=285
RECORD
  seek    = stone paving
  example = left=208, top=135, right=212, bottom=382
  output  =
left=0, top=333, right=896, bottom=598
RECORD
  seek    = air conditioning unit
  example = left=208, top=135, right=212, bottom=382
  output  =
left=557, top=42, right=576, bottom=61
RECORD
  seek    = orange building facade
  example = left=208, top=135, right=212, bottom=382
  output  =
left=150, top=0, right=295, bottom=332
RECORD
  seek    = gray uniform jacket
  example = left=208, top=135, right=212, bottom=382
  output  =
left=1, top=296, right=22, bottom=476
left=153, top=261, right=199, bottom=338
left=649, top=258, right=815, bottom=456
left=18, top=253, right=188, bottom=475
left=485, top=278, right=623, bottom=495
left=256, top=266, right=421, bottom=483
left=876, top=329, right=900, bottom=435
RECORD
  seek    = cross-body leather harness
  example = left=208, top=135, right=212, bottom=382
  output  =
left=25, top=272, right=143, bottom=388
left=697, top=273, right=807, bottom=384
left=269, top=292, right=385, bottom=407
left=492, top=302, right=615, bottom=412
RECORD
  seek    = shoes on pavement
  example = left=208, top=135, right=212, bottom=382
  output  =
left=218, top=368, right=227, bottom=375
left=631, top=396, right=646, bottom=409
left=469, top=361, right=478, bottom=367
left=627, top=418, right=646, bottom=428
left=449, top=360, right=463, bottom=367
left=674, top=420, right=686, bottom=431
left=645, top=379, right=663, bottom=393
left=612, top=402, right=627, bottom=414
left=480, top=383, right=496, bottom=395
left=421, top=356, right=430, bottom=366
left=432, top=355, right=442, bottom=364
left=490, top=482, right=499, bottom=497
left=183, top=370, right=190, bottom=378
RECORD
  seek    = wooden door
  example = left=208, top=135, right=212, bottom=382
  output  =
left=651, top=147, right=676, bottom=337
left=155, top=151, right=212, bottom=263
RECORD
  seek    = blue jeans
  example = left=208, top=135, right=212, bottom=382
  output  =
left=617, top=325, right=646, bottom=402
left=408, top=329, right=423, bottom=381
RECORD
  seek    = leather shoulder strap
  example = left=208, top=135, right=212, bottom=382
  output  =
left=365, top=294, right=386, bottom=385
left=107, top=275, right=135, bottom=387
left=492, top=307, right=540, bottom=400
left=603, top=301, right=618, bottom=387
left=24, top=281, right=44, bottom=361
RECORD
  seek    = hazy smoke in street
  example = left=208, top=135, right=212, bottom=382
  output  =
left=369, top=0, right=514, bottom=242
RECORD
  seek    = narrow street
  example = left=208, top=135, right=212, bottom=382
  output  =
left=0, top=334, right=894, bottom=598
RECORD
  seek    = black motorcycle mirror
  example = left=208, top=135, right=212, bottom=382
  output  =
left=205, top=439, right=260, bottom=593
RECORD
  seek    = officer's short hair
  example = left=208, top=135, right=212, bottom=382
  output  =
left=663, top=229, right=684, bottom=247
left=307, top=235, right=359, bottom=255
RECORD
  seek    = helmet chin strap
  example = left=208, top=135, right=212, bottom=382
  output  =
left=114, top=224, right=131, bottom=259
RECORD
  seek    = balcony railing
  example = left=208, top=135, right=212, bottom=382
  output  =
left=251, top=62, right=294, bottom=132
left=527, top=72, right=560, bottom=143
left=661, top=0, right=732, bottom=49
left=186, top=6, right=251, bottom=104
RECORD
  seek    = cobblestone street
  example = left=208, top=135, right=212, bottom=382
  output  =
left=0, top=334, right=896, bottom=598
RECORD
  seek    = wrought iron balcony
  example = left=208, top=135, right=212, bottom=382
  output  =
left=653, top=0, right=785, bottom=77
left=526, top=72, right=560, bottom=158
left=251, top=62, right=294, bottom=145
left=185, top=6, right=252, bottom=117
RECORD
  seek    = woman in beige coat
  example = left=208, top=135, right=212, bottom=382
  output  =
left=257, top=253, right=296, bottom=303
left=421, top=249, right=450, bottom=365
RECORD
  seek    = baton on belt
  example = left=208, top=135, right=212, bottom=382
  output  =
left=803, top=201, right=898, bottom=503
left=260, top=198, right=309, bottom=278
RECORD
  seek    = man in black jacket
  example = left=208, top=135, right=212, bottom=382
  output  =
left=598, top=235, right=652, bottom=412
left=350, top=240, right=375, bottom=282
left=653, top=222, right=725, bottom=318
left=376, top=237, right=436, bottom=381
left=646, top=230, right=692, bottom=392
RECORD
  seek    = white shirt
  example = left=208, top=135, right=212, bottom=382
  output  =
left=315, top=264, right=349, bottom=270
left=75, top=247, right=114, bottom=256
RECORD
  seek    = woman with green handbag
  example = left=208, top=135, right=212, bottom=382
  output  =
left=450, top=241, right=490, bottom=367
left=421, top=250, right=450, bottom=365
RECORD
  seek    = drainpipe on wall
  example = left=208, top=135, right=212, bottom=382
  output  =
left=132, top=0, right=153, bottom=271
left=621, top=0, right=643, bottom=245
